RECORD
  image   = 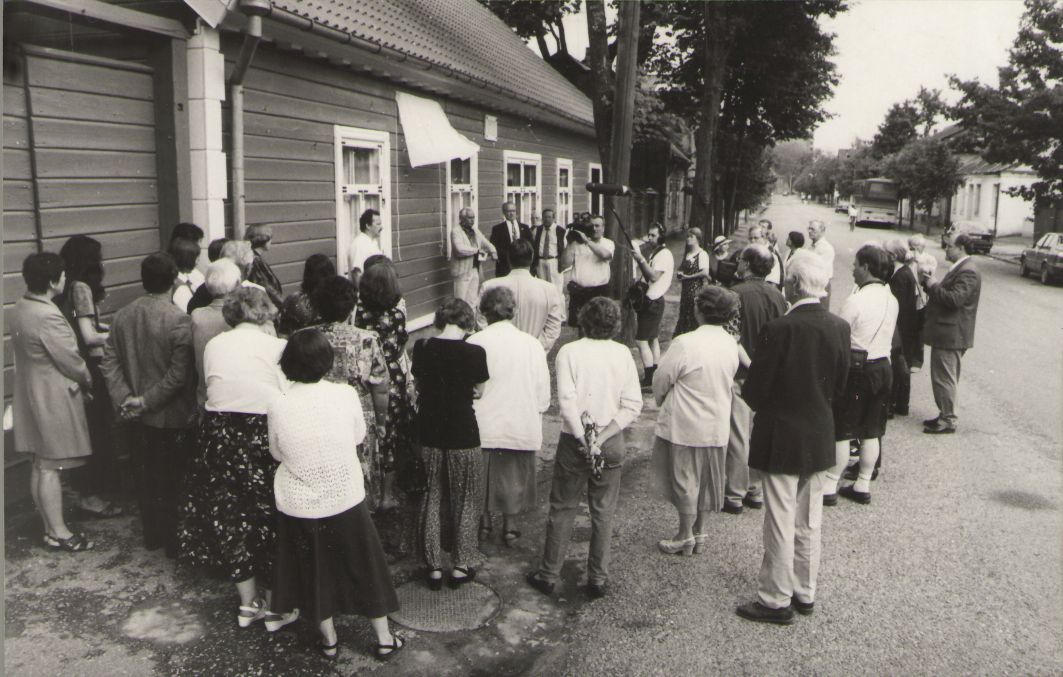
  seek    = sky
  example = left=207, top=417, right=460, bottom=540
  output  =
left=538, top=0, right=1026, bottom=153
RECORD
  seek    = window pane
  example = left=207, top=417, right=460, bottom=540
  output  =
left=524, top=164, right=537, bottom=187
left=345, top=147, right=380, bottom=185
left=507, top=163, right=521, bottom=187
left=559, top=168, right=569, bottom=188
left=591, top=167, right=601, bottom=183
left=451, top=158, right=471, bottom=185
left=451, top=193, right=462, bottom=228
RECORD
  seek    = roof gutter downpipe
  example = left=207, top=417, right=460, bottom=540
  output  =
left=229, top=0, right=269, bottom=240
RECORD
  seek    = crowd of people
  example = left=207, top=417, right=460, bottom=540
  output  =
left=10, top=203, right=983, bottom=657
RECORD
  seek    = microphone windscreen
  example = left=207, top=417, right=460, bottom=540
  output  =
left=585, top=182, right=631, bottom=196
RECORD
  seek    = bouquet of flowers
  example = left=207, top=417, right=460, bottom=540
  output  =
left=580, top=411, right=605, bottom=479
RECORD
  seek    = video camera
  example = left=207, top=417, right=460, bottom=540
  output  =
left=565, top=219, right=595, bottom=243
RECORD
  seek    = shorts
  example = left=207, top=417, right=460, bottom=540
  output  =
left=834, top=358, right=892, bottom=441
left=635, top=296, right=665, bottom=341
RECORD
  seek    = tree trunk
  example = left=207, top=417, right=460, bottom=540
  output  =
left=690, top=3, right=734, bottom=235
left=586, top=1, right=614, bottom=174
left=535, top=34, right=551, bottom=59
left=909, top=200, right=916, bottom=232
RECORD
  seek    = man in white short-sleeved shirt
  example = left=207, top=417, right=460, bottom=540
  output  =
left=559, top=215, right=614, bottom=332
left=347, top=208, right=384, bottom=285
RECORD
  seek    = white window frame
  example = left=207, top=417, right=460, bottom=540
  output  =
left=555, top=158, right=573, bottom=226
left=445, top=154, right=479, bottom=259
left=588, top=162, right=603, bottom=216
left=334, top=125, right=391, bottom=274
left=503, top=150, right=542, bottom=224
left=974, top=183, right=982, bottom=217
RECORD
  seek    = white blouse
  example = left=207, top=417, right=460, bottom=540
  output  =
left=203, top=323, right=288, bottom=414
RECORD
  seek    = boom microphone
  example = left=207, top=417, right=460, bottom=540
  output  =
left=585, top=182, right=632, bottom=196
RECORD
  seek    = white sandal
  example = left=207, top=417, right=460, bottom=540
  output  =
left=264, top=608, right=299, bottom=632
left=237, top=598, right=266, bottom=628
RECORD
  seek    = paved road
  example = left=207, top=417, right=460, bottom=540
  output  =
left=5, top=195, right=1061, bottom=675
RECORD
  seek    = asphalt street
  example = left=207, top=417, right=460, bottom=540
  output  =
left=4, top=195, right=1061, bottom=676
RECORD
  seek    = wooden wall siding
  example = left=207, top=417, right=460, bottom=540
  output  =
left=2, top=50, right=162, bottom=414
left=228, top=42, right=598, bottom=321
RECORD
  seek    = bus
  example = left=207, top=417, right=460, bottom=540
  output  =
left=852, top=177, right=899, bottom=228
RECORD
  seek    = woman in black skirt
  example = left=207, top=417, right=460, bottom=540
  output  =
left=269, top=330, right=404, bottom=661
left=411, top=298, right=489, bottom=590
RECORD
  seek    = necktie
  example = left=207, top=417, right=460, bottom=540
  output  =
left=542, top=227, right=550, bottom=258
left=510, top=221, right=518, bottom=242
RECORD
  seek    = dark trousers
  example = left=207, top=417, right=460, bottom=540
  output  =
left=567, top=283, right=610, bottom=329
left=70, top=357, right=120, bottom=496
left=131, top=424, right=191, bottom=556
left=890, top=348, right=910, bottom=415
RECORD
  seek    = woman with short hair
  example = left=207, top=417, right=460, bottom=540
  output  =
left=304, top=275, right=391, bottom=510
left=56, top=235, right=121, bottom=517
left=179, top=286, right=291, bottom=629
left=269, top=330, right=404, bottom=661
left=673, top=227, right=711, bottom=337
left=354, top=261, right=415, bottom=509
left=277, top=254, right=336, bottom=337
left=190, top=259, right=242, bottom=408
left=652, top=286, right=741, bottom=555
left=412, top=298, right=489, bottom=590
left=12, top=252, right=96, bottom=551
left=245, top=224, right=283, bottom=307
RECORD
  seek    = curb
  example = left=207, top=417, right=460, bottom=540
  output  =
left=987, top=252, right=1022, bottom=266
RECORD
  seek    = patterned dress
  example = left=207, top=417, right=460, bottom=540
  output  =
left=674, top=250, right=709, bottom=337
left=354, top=305, right=415, bottom=489
left=312, top=322, right=390, bottom=509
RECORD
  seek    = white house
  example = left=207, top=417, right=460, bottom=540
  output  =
left=949, top=155, right=1037, bottom=238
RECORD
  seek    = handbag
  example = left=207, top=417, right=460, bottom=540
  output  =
left=849, top=293, right=890, bottom=372
left=628, top=244, right=662, bottom=311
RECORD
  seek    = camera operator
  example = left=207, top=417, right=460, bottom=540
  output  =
left=559, top=215, right=614, bottom=333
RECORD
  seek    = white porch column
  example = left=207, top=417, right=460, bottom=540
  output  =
left=187, top=22, right=227, bottom=245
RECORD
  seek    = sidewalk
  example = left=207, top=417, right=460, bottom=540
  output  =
left=987, top=236, right=1026, bottom=265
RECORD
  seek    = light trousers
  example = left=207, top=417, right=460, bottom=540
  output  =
left=453, top=268, right=481, bottom=308
left=757, top=470, right=827, bottom=609
left=725, top=388, right=761, bottom=505
left=536, top=258, right=566, bottom=320
left=930, top=347, right=964, bottom=426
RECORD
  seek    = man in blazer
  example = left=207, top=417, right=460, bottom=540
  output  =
left=921, top=232, right=981, bottom=434
left=736, top=253, right=850, bottom=625
left=531, top=208, right=567, bottom=289
left=885, top=239, right=920, bottom=417
left=489, top=201, right=531, bottom=278
left=101, top=252, right=196, bottom=557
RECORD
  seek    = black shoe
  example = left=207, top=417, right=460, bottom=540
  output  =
left=922, top=415, right=941, bottom=427
left=721, top=503, right=744, bottom=515
left=447, top=566, right=476, bottom=589
left=923, top=421, right=956, bottom=435
left=525, top=572, right=555, bottom=596
left=585, top=582, right=607, bottom=600
left=742, top=495, right=763, bottom=510
left=839, top=485, right=871, bottom=505
left=822, top=493, right=838, bottom=507
left=893, top=407, right=909, bottom=416
left=735, top=601, right=794, bottom=625
left=791, top=597, right=815, bottom=616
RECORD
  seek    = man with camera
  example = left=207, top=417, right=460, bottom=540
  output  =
left=559, top=215, right=614, bottom=331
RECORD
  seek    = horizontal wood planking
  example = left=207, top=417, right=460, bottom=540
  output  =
left=37, top=179, right=157, bottom=209
left=27, top=55, right=154, bottom=99
left=33, top=118, right=157, bottom=152
left=4, top=115, right=28, bottom=149
left=35, top=149, right=157, bottom=179
left=30, top=88, right=155, bottom=126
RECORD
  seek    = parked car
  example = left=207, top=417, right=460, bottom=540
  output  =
left=834, top=201, right=850, bottom=214
left=1020, top=232, right=1063, bottom=285
left=941, top=224, right=994, bottom=254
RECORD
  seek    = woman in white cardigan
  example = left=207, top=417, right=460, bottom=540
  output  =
left=268, top=330, right=404, bottom=662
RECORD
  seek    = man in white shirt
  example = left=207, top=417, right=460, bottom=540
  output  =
left=526, top=297, right=642, bottom=600
left=807, top=220, right=835, bottom=310
left=468, top=286, right=551, bottom=545
left=559, top=215, right=614, bottom=332
left=631, top=223, right=674, bottom=388
left=748, top=223, right=783, bottom=288
left=347, top=208, right=385, bottom=285
left=480, top=239, right=565, bottom=350
left=825, top=244, right=898, bottom=506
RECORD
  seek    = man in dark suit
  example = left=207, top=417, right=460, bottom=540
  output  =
left=531, top=208, right=567, bottom=288
left=736, top=253, right=850, bottom=625
left=922, top=233, right=981, bottom=434
left=722, top=244, right=788, bottom=515
left=489, top=201, right=531, bottom=278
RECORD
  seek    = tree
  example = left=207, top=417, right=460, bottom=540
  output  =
left=834, top=147, right=882, bottom=198
left=871, top=101, right=921, bottom=158
left=950, top=0, right=1063, bottom=202
left=477, top=1, right=580, bottom=59
left=886, top=138, right=962, bottom=232
left=771, top=140, right=815, bottom=193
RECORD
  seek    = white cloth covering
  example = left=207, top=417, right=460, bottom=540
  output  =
left=203, top=323, right=288, bottom=414
left=268, top=381, right=367, bottom=519
left=395, top=91, right=480, bottom=167
left=468, top=321, right=550, bottom=451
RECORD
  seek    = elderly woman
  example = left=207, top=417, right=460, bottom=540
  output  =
left=12, top=252, right=96, bottom=551
left=56, top=235, right=120, bottom=518
left=468, top=287, right=550, bottom=547
left=190, top=259, right=242, bottom=408
left=268, top=330, right=403, bottom=661
left=245, top=224, right=283, bottom=307
left=179, top=287, right=290, bottom=629
left=354, top=260, right=415, bottom=508
left=652, top=286, right=742, bottom=556
left=673, top=227, right=711, bottom=337
left=305, top=275, right=390, bottom=510
left=277, top=253, right=335, bottom=337
left=412, top=298, right=489, bottom=590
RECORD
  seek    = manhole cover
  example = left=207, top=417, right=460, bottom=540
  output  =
left=390, top=580, right=501, bottom=632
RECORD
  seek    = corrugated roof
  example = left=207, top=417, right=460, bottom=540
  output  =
left=955, top=153, right=1033, bottom=175
left=269, top=0, right=594, bottom=128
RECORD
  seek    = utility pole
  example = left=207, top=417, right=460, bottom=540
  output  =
left=606, top=0, right=640, bottom=343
